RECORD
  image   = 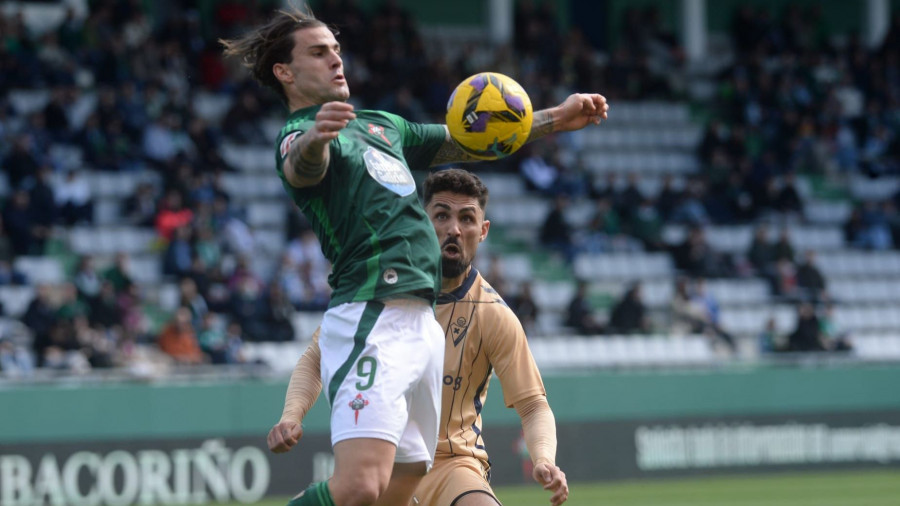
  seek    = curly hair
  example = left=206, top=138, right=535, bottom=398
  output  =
left=423, top=168, right=490, bottom=211
left=219, top=5, right=332, bottom=104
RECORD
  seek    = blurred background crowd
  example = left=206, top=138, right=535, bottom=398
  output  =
left=1, top=0, right=899, bottom=377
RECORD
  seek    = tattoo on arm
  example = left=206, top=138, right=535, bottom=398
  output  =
left=286, top=139, right=328, bottom=187
left=430, top=137, right=482, bottom=167
left=525, top=110, right=555, bottom=144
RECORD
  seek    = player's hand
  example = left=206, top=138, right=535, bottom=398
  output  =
left=310, top=101, right=356, bottom=145
left=553, top=93, right=608, bottom=132
left=533, top=462, right=568, bottom=505
left=267, top=420, right=303, bottom=454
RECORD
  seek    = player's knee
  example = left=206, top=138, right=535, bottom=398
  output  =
left=330, top=476, right=386, bottom=506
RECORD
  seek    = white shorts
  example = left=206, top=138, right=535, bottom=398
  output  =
left=319, top=297, right=444, bottom=466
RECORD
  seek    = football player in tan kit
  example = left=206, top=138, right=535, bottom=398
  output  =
left=268, top=169, right=568, bottom=505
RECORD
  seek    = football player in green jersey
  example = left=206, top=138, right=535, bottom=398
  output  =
left=222, top=7, right=606, bottom=506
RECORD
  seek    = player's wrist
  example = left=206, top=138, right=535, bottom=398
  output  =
left=533, top=457, right=555, bottom=468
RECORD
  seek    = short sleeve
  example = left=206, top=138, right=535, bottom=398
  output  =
left=380, top=111, right=446, bottom=170
left=484, top=306, right=546, bottom=408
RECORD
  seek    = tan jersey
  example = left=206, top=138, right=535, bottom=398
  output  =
left=434, top=267, right=545, bottom=466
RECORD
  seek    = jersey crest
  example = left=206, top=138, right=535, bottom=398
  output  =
left=363, top=146, right=416, bottom=196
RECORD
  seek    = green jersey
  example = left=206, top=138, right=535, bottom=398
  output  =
left=275, top=105, right=446, bottom=308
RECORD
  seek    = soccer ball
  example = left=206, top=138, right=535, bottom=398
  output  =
left=445, top=72, right=533, bottom=160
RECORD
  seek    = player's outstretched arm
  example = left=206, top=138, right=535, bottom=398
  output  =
left=514, top=394, right=568, bottom=505
left=267, top=328, right=323, bottom=453
left=284, top=102, right=356, bottom=188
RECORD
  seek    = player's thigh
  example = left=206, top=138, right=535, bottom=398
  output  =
left=331, top=437, right=396, bottom=494
left=414, top=457, right=499, bottom=506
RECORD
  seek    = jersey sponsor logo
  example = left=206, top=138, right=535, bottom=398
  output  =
left=349, top=393, right=369, bottom=425
left=362, top=147, right=416, bottom=196
left=367, top=123, right=391, bottom=145
left=382, top=268, right=398, bottom=284
left=279, top=131, right=302, bottom=159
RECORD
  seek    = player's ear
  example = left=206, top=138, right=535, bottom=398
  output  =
left=273, top=63, right=293, bottom=84
left=480, top=219, right=490, bottom=242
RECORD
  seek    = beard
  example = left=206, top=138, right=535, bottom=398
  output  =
left=441, top=256, right=469, bottom=278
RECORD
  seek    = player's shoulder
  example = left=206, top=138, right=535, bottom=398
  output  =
left=459, top=269, right=518, bottom=317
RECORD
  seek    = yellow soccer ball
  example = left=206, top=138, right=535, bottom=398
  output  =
left=445, top=72, right=533, bottom=160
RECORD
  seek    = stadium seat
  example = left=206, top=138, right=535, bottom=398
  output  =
left=13, top=257, right=65, bottom=285
left=219, top=143, right=272, bottom=172
left=0, top=285, right=36, bottom=318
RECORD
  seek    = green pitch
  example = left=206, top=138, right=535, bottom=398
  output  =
left=232, top=469, right=900, bottom=505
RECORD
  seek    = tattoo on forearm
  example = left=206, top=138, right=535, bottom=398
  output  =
left=526, top=110, right=555, bottom=144
left=430, top=141, right=481, bottom=167
left=289, top=142, right=327, bottom=179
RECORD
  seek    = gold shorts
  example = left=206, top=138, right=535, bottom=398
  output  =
left=413, top=455, right=500, bottom=506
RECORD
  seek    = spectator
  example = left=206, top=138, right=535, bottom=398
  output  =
left=0, top=216, right=13, bottom=264
left=222, top=88, right=269, bottom=145
left=655, top=174, right=681, bottom=218
left=773, top=258, right=799, bottom=300
left=157, top=307, right=205, bottom=365
left=608, top=282, right=651, bottom=335
left=54, top=169, right=94, bottom=225
left=539, top=195, right=577, bottom=264
left=23, top=285, right=58, bottom=367
left=818, top=303, right=853, bottom=352
left=257, top=283, right=296, bottom=342
left=0, top=336, right=34, bottom=377
left=89, top=280, right=123, bottom=329
left=229, top=273, right=266, bottom=338
left=669, top=277, right=707, bottom=336
left=73, top=256, right=102, bottom=304
left=787, top=302, right=826, bottom=352
left=197, top=312, right=228, bottom=364
left=3, top=135, right=39, bottom=190
left=142, top=111, right=195, bottom=167
left=757, top=317, right=779, bottom=353
left=630, top=198, right=665, bottom=251
left=162, top=225, right=193, bottom=277
left=102, top=253, right=134, bottom=294
left=123, top=182, right=158, bottom=227
left=672, top=226, right=721, bottom=277
left=0, top=259, right=26, bottom=286
left=155, top=190, right=193, bottom=242
left=690, top=278, right=737, bottom=352
left=3, top=189, right=43, bottom=256
left=178, top=277, right=209, bottom=330
left=519, top=144, right=559, bottom=195
left=508, top=281, right=540, bottom=337
left=746, top=225, right=775, bottom=275
left=565, top=280, right=603, bottom=335
left=796, top=250, right=827, bottom=302
left=776, top=172, right=804, bottom=218
left=29, top=165, right=58, bottom=229
left=773, top=229, right=796, bottom=262
left=223, top=321, right=248, bottom=364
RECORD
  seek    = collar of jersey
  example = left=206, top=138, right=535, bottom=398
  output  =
left=289, top=104, right=323, bottom=120
left=437, top=267, right=479, bottom=304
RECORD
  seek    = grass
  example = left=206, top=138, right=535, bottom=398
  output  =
left=220, top=468, right=900, bottom=505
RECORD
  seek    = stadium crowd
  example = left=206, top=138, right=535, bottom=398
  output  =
left=1, top=0, right=898, bottom=375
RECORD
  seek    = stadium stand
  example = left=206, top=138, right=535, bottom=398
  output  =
left=1, top=0, right=898, bottom=377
